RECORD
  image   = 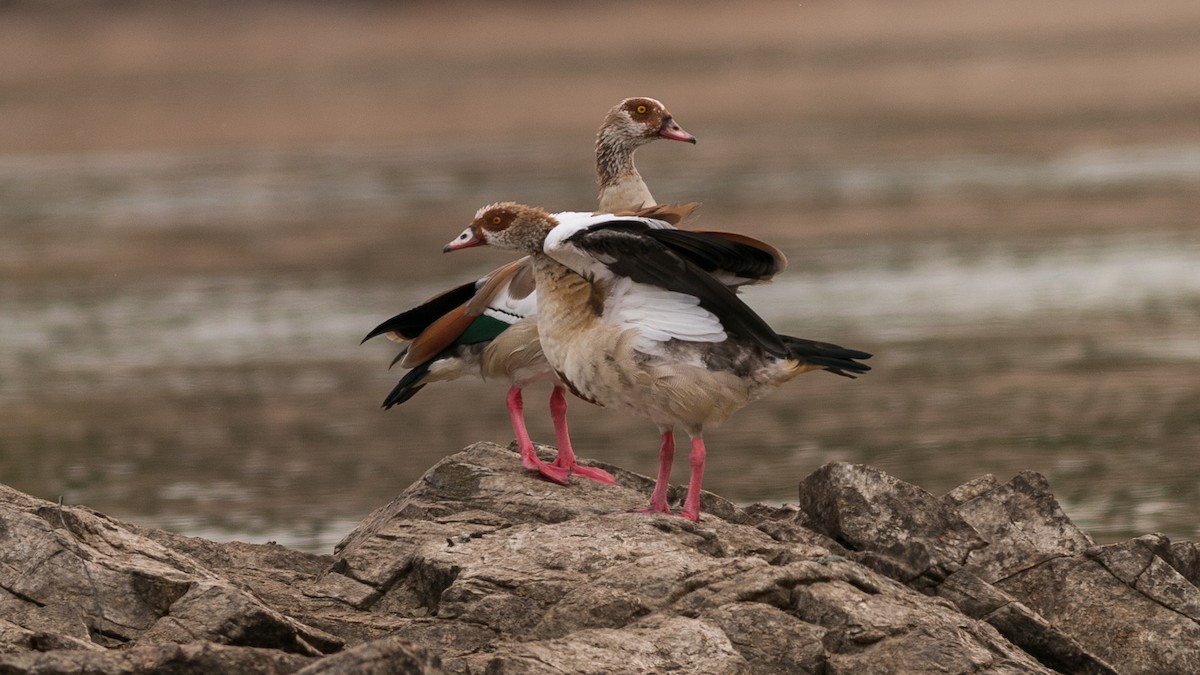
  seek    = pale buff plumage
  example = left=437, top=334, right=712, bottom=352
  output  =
left=444, top=202, right=869, bottom=521
left=479, top=319, right=547, bottom=385
left=596, top=97, right=696, bottom=212
left=530, top=253, right=811, bottom=433
left=365, top=98, right=697, bottom=487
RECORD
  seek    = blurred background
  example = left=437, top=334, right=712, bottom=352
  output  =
left=2, top=0, right=1198, bottom=550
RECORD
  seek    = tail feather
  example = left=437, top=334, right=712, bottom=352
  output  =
left=382, top=360, right=433, bottom=409
left=781, top=335, right=872, bottom=379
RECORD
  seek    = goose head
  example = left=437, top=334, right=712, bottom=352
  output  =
left=599, top=97, right=696, bottom=148
left=444, top=202, right=557, bottom=255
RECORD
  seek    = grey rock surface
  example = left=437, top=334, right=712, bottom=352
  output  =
left=1, top=442, right=1197, bottom=673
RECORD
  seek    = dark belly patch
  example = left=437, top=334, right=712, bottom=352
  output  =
left=555, top=368, right=603, bottom=407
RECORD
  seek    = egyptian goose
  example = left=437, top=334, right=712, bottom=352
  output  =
left=444, top=203, right=871, bottom=521
left=364, top=98, right=697, bottom=486
left=596, top=97, right=696, bottom=212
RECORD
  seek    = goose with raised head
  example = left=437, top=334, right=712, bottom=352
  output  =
left=595, top=96, right=696, bottom=212
left=364, top=98, right=697, bottom=485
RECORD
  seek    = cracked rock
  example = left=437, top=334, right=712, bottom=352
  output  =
left=2, top=444, right=1198, bottom=673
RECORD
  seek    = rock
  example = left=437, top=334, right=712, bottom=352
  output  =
left=955, top=470, right=1095, bottom=583
left=1166, top=540, right=1200, bottom=587
left=327, top=444, right=1051, bottom=674
left=953, top=475, right=1200, bottom=673
left=2, top=441, right=1199, bottom=673
left=702, top=603, right=826, bottom=674
left=469, top=614, right=751, bottom=675
left=0, top=484, right=340, bottom=657
left=803, top=464, right=1200, bottom=673
left=293, top=636, right=442, bottom=674
left=937, top=569, right=1114, bottom=675
left=796, top=461, right=988, bottom=589
left=0, top=641, right=312, bottom=675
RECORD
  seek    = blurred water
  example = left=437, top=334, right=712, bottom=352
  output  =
left=2, top=142, right=1199, bottom=550
left=6, top=142, right=1200, bottom=226
left=3, top=234, right=1198, bottom=398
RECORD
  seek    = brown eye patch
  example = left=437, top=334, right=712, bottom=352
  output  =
left=626, top=98, right=656, bottom=118
left=481, top=209, right=511, bottom=231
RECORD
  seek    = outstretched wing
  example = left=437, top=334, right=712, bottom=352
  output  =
left=550, top=216, right=788, bottom=358
left=364, top=258, right=536, bottom=369
left=647, top=228, right=786, bottom=285
left=607, top=203, right=787, bottom=284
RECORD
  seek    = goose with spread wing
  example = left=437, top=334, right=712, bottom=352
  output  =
left=444, top=203, right=871, bottom=522
left=363, top=98, right=697, bottom=485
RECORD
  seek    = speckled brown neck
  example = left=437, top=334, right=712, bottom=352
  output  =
left=595, top=124, right=655, bottom=211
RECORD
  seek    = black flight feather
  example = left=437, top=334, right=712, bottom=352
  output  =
left=565, top=221, right=789, bottom=358
left=644, top=228, right=782, bottom=281
left=362, top=279, right=479, bottom=344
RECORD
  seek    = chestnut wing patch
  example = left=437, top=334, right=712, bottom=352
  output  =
left=362, top=280, right=478, bottom=344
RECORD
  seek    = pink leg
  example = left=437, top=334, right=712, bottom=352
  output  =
left=636, top=427, right=675, bottom=514
left=506, top=386, right=569, bottom=485
left=548, top=386, right=617, bottom=486
left=679, top=435, right=706, bottom=522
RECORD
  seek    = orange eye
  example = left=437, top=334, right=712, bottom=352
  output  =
left=491, top=216, right=502, bottom=225
left=635, top=105, right=647, bottom=114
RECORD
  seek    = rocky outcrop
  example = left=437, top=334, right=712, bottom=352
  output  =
left=1, top=441, right=1197, bottom=673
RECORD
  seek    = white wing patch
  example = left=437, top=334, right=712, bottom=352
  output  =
left=604, top=278, right=727, bottom=353
left=545, top=211, right=676, bottom=283
left=545, top=211, right=672, bottom=250
left=483, top=278, right=538, bottom=325
left=543, top=211, right=729, bottom=353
